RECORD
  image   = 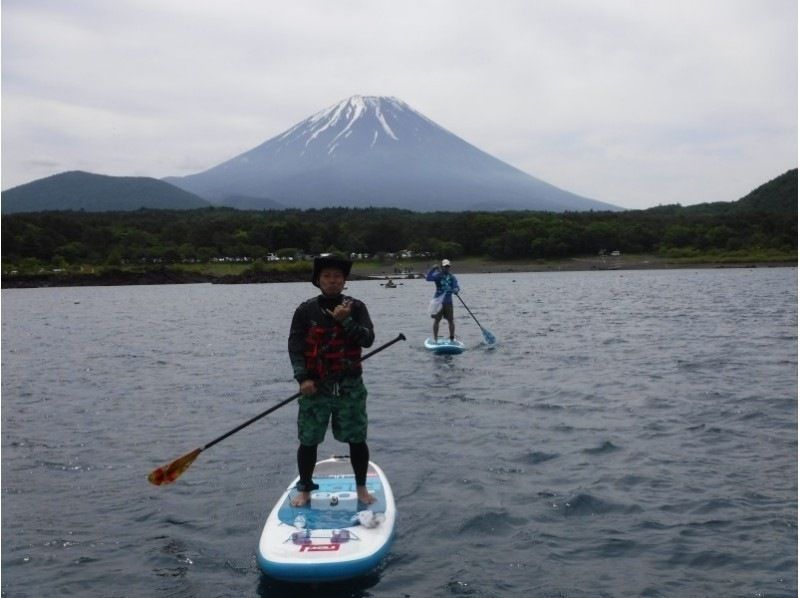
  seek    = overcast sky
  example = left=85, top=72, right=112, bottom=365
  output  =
left=2, top=0, right=797, bottom=209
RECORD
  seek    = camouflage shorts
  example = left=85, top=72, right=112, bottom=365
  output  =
left=297, top=378, right=368, bottom=445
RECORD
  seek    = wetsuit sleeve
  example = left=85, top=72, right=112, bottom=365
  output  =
left=288, top=303, right=311, bottom=383
left=341, top=299, right=375, bottom=348
left=425, top=267, right=441, bottom=282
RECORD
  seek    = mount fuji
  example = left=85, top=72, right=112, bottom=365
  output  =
left=165, top=96, right=619, bottom=212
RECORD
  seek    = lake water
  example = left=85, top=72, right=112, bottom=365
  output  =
left=2, top=267, right=797, bottom=597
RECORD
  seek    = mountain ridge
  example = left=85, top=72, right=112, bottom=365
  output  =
left=1, top=171, right=211, bottom=214
left=734, top=168, right=797, bottom=213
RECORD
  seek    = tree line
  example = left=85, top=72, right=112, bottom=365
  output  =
left=2, top=202, right=795, bottom=271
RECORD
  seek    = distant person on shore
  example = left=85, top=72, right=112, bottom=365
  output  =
left=426, top=259, right=460, bottom=341
left=287, top=256, right=376, bottom=507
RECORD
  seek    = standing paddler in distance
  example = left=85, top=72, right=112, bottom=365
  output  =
left=288, top=256, right=377, bottom=507
left=426, top=259, right=460, bottom=342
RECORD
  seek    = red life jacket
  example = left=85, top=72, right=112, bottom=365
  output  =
left=304, top=323, right=363, bottom=380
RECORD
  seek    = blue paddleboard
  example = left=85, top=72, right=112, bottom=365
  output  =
left=424, top=338, right=466, bottom=354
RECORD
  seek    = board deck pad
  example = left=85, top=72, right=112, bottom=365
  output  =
left=277, top=462, right=387, bottom=530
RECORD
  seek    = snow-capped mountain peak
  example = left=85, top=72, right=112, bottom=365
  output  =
left=164, top=95, right=620, bottom=212
left=274, top=95, right=420, bottom=157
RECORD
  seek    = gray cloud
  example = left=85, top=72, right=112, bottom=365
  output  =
left=2, top=0, right=796, bottom=208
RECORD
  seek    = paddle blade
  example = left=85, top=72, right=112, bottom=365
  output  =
left=482, top=328, right=496, bottom=345
left=148, top=448, right=202, bottom=486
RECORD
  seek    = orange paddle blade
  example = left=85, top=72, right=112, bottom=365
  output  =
left=148, top=448, right=202, bottom=486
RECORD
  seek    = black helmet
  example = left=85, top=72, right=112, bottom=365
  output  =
left=312, top=256, right=352, bottom=287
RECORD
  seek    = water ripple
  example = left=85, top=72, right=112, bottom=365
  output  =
left=1, top=269, right=796, bottom=596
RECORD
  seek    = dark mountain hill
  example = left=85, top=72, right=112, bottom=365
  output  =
left=733, top=168, right=797, bottom=213
left=165, top=95, right=620, bottom=212
left=1, top=171, right=211, bottom=214
left=669, top=168, right=798, bottom=216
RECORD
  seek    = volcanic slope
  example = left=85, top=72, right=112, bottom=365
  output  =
left=165, top=95, right=619, bottom=212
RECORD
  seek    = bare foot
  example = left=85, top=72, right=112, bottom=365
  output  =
left=357, top=485, right=376, bottom=504
left=290, top=491, right=310, bottom=507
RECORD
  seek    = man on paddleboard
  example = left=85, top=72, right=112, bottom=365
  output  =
left=426, top=259, right=460, bottom=342
left=288, top=256, right=377, bottom=507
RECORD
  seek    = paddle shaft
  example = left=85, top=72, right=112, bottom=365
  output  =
left=202, top=332, right=406, bottom=452
left=455, top=293, right=496, bottom=344
left=456, top=293, right=485, bottom=331
left=148, top=332, right=406, bottom=485
left=202, top=392, right=299, bottom=452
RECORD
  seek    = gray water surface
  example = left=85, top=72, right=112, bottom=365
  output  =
left=2, top=268, right=797, bottom=597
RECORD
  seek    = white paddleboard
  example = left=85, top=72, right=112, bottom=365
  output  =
left=424, top=337, right=466, bottom=354
left=257, top=457, right=396, bottom=583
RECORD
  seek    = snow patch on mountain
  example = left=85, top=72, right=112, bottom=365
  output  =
left=286, top=95, right=403, bottom=156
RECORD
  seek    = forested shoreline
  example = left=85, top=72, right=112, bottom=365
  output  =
left=3, top=204, right=795, bottom=265
left=2, top=168, right=796, bottom=286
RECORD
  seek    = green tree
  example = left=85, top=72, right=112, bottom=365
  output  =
left=663, top=224, right=696, bottom=248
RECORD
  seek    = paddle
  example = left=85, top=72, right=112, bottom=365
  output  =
left=148, top=333, right=407, bottom=486
left=455, top=294, right=496, bottom=345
